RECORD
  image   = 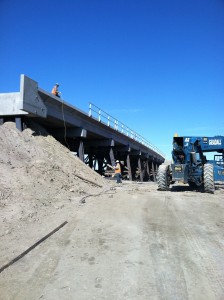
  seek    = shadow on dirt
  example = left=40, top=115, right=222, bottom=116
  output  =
left=170, top=185, right=201, bottom=193
left=169, top=183, right=224, bottom=193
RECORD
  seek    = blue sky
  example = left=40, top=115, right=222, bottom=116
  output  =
left=0, top=0, right=224, bottom=159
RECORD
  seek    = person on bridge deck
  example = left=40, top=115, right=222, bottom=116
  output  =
left=51, top=83, right=60, bottom=97
left=114, top=160, right=122, bottom=184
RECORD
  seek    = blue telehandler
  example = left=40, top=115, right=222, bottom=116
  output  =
left=157, top=135, right=224, bottom=193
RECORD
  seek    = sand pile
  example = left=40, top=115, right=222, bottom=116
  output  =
left=0, top=121, right=106, bottom=265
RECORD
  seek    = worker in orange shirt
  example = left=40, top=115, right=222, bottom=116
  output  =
left=114, top=160, right=122, bottom=183
left=51, top=83, right=60, bottom=97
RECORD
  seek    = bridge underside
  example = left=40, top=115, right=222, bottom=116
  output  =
left=0, top=75, right=165, bottom=182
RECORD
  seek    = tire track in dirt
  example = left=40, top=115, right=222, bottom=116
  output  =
left=166, top=195, right=224, bottom=300
left=143, top=195, right=189, bottom=300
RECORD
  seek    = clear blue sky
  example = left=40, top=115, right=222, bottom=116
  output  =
left=1, top=0, right=224, bottom=159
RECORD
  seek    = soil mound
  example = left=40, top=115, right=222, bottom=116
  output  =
left=0, top=121, right=106, bottom=265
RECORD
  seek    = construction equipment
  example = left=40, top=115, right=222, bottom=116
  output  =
left=157, top=135, right=224, bottom=193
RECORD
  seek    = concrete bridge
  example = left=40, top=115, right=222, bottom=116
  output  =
left=0, top=75, right=165, bottom=181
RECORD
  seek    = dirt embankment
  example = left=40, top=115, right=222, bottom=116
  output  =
left=0, top=122, right=107, bottom=265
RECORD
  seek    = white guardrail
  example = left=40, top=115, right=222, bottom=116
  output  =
left=88, top=103, right=165, bottom=158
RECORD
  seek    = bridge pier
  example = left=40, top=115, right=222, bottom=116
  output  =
left=15, top=117, right=23, bottom=132
left=146, top=161, right=150, bottom=180
left=0, top=116, right=26, bottom=131
left=126, top=154, right=132, bottom=181
left=138, top=157, right=143, bottom=182
left=149, top=161, right=155, bottom=181
left=109, top=147, right=115, bottom=167
left=78, top=139, right=85, bottom=162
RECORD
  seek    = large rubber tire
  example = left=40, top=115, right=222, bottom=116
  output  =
left=157, top=164, right=170, bottom=191
left=204, top=163, right=215, bottom=194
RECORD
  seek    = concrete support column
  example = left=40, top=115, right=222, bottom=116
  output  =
left=152, top=161, right=156, bottom=182
left=146, top=160, right=150, bottom=181
left=93, top=159, right=97, bottom=171
left=15, top=117, right=22, bottom=131
left=78, top=139, right=85, bottom=162
left=109, top=147, right=115, bottom=167
left=138, top=157, right=143, bottom=182
left=97, top=156, right=104, bottom=175
left=88, top=154, right=93, bottom=169
left=155, top=163, right=158, bottom=181
left=126, top=154, right=132, bottom=181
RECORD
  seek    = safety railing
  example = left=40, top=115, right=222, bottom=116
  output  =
left=88, top=102, right=165, bottom=158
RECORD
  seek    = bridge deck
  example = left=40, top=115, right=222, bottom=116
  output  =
left=0, top=75, right=165, bottom=181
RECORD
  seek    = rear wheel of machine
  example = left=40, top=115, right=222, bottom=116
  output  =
left=203, top=163, right=215, bottom=194
left=157, top=164, right=170, bottom=191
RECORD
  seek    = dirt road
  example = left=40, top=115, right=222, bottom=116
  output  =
left=0, top=182, right=223, bottom=300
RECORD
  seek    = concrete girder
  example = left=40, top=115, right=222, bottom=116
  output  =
left=115, top=145, right=131, bottom=152
left=92, top=139, right=115, bottom=147
left=130, top=150, right=141, bottom=156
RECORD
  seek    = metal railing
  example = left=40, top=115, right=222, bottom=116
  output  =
left=88, top=102, right=165, bottom=158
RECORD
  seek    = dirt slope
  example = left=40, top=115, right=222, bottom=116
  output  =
left=0, top=122, right=106, bottom=265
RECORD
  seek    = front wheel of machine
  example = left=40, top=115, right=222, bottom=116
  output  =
left=203, top=163, right=215, bottom=194
left=157, top=164, right=170, bottom=191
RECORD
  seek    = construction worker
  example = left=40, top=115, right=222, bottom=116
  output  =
left=51, top=83, right=60, bottom=97
left=114, top=160, right=122, bottom=183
